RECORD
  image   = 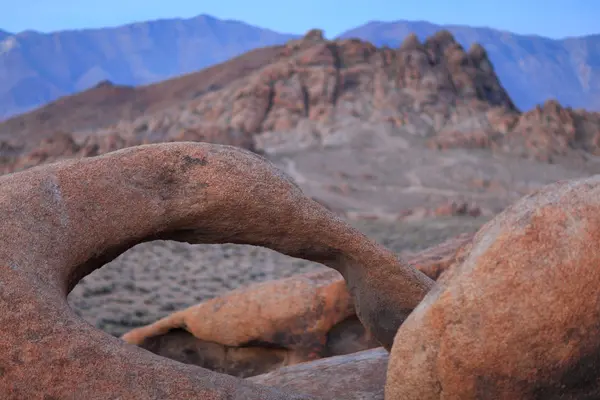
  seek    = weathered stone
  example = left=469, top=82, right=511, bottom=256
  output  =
left=387, top=175, right=600, bottom=399
left=5, top=32, right=600, bottom=174
left=404, top=232, right=474, bottom=281
left=0, top=30, right=525, bottom=173
left=0, top=142, right=432, bottom=398
left=121, top=233, right=470, bottom=377
left=122, top=269, right=357, bottom=367
left=250, top=348, right=389, bottom=400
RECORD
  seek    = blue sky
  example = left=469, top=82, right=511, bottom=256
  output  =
left=1, top=0, right=598, bottom=39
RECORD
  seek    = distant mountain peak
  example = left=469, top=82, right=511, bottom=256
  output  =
left=0, top=15, right=298, bottom=121
left=0, top=17, right=599, bottom=125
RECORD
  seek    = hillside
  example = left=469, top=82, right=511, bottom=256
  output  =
left=1, top=16, right=600, bottom=121
left=0, top=45, right=284, bottom=141
left=3, top=29, right=600, bottom=173
left=0, top=14, right=297, bottom=118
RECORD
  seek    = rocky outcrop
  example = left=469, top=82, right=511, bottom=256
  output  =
left=122, top=269, right=358, bottom=371
left=6, top=141, right=600, bottom=398
left=3, top=30, right=600, bottom=174
left=431, top=99, right=600, bottom=162
left=6, top=29, right=596, bottom=174
left=387, top=175, right=600, bottom=399
left=0, top=142, right=431, bottom=399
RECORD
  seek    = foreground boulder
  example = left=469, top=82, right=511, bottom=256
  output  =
left=387, top=176, right=600, bottom=399
left=0, top=142, right=432, bottom=399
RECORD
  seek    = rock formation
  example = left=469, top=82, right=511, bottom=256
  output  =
left=3, top=29, right=600, bottom=400
left=4, top=141, right=600, bottom=398
left=120, top=233, right=472, bottom=377
left=387, top=175, right=600, bottom=399
left=2, top=30, right=599, bottom=174
left=122, top=269, right=360, bottom=374
left=0, top=142, right=431, bottom=399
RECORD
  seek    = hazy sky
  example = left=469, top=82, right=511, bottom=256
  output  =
left=1, top=0, right=598, bottom=39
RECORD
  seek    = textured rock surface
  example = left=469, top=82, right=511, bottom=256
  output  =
left=430, top=99, right=600, bottom=163
left=0, top=142, right=432, bottom=398
left=122, top=269, right=356, bottom=365
left=249, top=347, right=389, bottom=400
left=340, top=21, right=600, bottom=112
left=387, top=175, right=600, bottom=399
left=404, top=232, right=473, bottom=281
left=129, top=316, right=378, bottom=379
left=0, top=29, right=513, bottom=146
left=120, top=233, right=469, bottom=376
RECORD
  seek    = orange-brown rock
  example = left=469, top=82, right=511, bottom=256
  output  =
left=431, top=100, right=600, bottom=162
left=404, top=232, right=474, bottom=281
left=128, top=315, right=378, bottom=379
left=131, top=329, right=294, bottom=378
left=0, top=142, right=432, bottom=399
left=505, top=99, right=600, bottom=162
left=122, top=270, right=356, bottom=363
left=387, top=175, right=600, bottom=399
left=120, top=233, right=471, bottom=378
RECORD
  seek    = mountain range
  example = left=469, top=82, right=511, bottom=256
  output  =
left=0, top=15, right=297, bottom=118
left=0, top=15, right=599, bottom=121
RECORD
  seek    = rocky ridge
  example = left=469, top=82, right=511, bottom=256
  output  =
left=2, top=29, right=600, bottom=174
